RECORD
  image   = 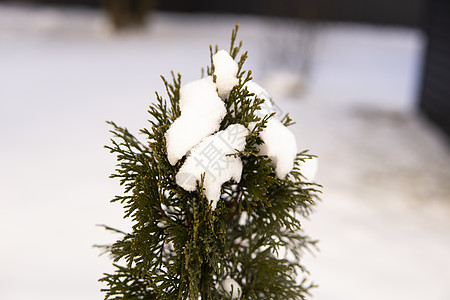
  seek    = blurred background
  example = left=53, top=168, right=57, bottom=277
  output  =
left=0, top=0, right=449, bottom=299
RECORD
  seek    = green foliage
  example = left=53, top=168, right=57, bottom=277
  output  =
left=99, top=24, right=320, bottom=300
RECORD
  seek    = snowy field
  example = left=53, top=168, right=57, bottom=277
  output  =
left=1, top=4, right=450, bottom=300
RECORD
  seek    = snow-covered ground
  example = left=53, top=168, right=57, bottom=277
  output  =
left=1, top=4, right=449, bottom=300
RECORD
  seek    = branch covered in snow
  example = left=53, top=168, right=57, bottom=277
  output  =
left=165, top=76, right=226, bottom=165
left=246, top=81, right=298, bottom=179
left=176, top=124, right=249, bottom=210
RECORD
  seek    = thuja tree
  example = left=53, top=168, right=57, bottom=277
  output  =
left=99, top=25, right=320, bottom=300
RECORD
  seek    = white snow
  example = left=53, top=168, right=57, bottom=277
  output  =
left=165, top=76, right=226, bottom=165
left=245, top=81, right=274, bottom=118
left=244, top=81, right=298, bottom=178
left=212, top=49, right=239, bottom=99
left=176, top=124, right=248, bottom=209
left=1, top=5, right=449, bottom=300
left=258, top=119, right=298, bottom=178
left=218, top=277, right=242, bottom=299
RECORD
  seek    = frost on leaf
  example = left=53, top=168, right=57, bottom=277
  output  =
left=213, top=50, right=239, bottom=99
left=165, top=76, right=226, bottom=165
left=176, top=124, right=249, bottom=210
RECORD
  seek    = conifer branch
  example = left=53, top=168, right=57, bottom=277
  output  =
left=100, top=25, right=320, bottom=300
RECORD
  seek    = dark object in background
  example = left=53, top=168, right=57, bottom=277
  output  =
left=420, top=0, right=450, bottom=139
left=5, top=0, right=423, bottom=27
left=157, top=0, right=423, bottom=27
left=5, top=0, right=157, bottom=29
left=103, top=0, right=156, bottom=30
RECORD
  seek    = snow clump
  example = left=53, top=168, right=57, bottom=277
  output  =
left=212, top=50, right=239, bottom=99
left=258, top=119, right=298, bottom=178
left=165, top=76, right=226, bottom=165
left=246, top=81, right=298, bottom=179
left=176, top=124, right=249, bottom=210
left=218, top=277, right=241, bottom=300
